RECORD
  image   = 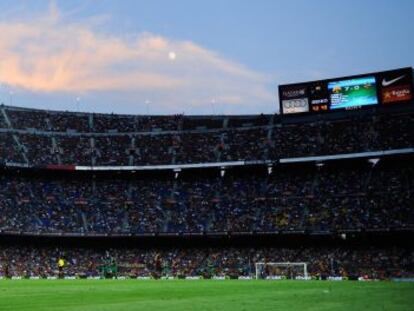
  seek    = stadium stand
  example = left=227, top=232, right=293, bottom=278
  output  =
left=0, top=245, right=413, bottom=279
left=0, top=160, right=413, bottom=234
left=0, top=105, right=413, bottom=166
left=0, top=103, right=413, bottom=279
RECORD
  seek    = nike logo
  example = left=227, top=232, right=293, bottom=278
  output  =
left=382, top=75, right=405, bottom=87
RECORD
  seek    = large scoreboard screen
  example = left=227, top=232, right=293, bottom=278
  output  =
left=279, top=67, right=413, bottom=115
left=329, top=77, right=378, bottom=110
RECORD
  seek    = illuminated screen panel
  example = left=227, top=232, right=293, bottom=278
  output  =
left=328, top=77, right=378, bottom=110
left=279, top=84, right=309, bottom=114
left=282, top=98, right=309, bottom=114
left=378, top=69, right=413, bottom=105
left=382, top=85, right=412, bottom=104
left=310, top=82, right=329, bottom=112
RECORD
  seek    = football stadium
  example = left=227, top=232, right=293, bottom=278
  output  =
left=0, top=1, right=413, bottom=310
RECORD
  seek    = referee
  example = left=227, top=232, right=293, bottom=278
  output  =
left=57, top=258, right=65, bottom=279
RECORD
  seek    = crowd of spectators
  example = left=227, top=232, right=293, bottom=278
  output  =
left=92, top=114, right=182, bottom=132
left=1, top=106, right=412, bottom=281
left=6, top=109, right=89, bottom=132
left=0, top=106, right=412, bottom=166
left=0, top=164, right=412, bottom=235
left=0, top=132, right=25, bottom=164
left=0, top=245, right=412, bottom=279
left=2, top=106, right=276, bottom=132
left=4, top=108, right=182, bottom=133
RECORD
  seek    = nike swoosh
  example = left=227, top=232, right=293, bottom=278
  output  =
left=382, top=75, right=405, bottom=87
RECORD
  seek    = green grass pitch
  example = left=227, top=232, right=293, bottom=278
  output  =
left=0, top=280, right=413, bottom=311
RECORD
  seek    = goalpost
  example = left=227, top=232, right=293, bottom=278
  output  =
left=255, top=262, right=308, bottom=280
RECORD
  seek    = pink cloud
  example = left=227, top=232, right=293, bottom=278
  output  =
left=0, top=5, right=274, bottom=112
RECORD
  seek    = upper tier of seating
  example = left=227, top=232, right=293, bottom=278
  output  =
left=0, top=105, right=413, bottom=166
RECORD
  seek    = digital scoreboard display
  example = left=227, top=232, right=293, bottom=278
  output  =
left=328, top=77, right=378, bottom=110
left=309, top=82, right=329, bottom=112
left=278, top=67, right=413, bottom=115
left=280, top=85, right=309, bottom=115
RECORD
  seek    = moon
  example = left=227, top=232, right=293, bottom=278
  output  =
left=168, top=51, right=176, bottom=60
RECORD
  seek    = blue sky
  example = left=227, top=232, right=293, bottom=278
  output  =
left=0, top=0, right=412, bottom=115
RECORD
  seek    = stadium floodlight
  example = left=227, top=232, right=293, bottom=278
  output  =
left=9, top=90, right=13, bottom=106
left=145, top=99, right=151, bottom=114
left=73, top=96, right=81, bottom=112
left=255, top=262, right=308, bottom=280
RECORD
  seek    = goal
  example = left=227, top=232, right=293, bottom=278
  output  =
left=255, top=262, right=308, bottom=280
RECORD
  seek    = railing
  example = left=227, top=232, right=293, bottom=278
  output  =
left=3, top=147, right=412, bottom=171
left=1, top=226, right=413, bottom=238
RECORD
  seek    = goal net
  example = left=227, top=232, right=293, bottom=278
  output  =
left=255, top=262, right=308, bottom=280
